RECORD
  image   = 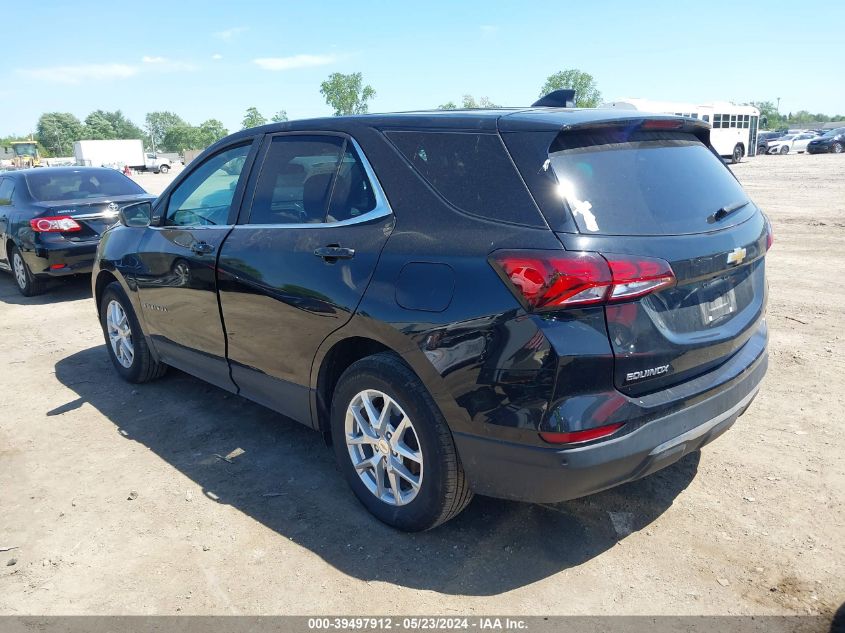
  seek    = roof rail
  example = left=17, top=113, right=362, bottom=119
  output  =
left=532, top=89, right=576, bottom=108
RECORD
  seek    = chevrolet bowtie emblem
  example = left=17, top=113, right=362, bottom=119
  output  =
left=726, top=247, right=747, bottom=265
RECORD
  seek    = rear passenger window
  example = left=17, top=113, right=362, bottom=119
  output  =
left=385, top=131, right=540, bottom=225
left=0, top=179, right=13, bottom=205
left=249, top=136, right=378, bottom=225
left=328, top=144, right=377, bottom=223
left=249, top=136, right=343, bottom=225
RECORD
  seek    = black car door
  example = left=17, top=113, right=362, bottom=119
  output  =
left=216, top=133, right=394, bottom=427
left=0, top=177, right=15, bottom=266
left=133, top=139, right=259, bottom=390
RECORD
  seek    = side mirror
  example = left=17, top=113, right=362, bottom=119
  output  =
left=118, top=201, right=152, bottom=228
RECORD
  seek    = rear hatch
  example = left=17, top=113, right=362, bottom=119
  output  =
left=504, top=117, right=770, bottom=396
left=34, top=194, right=154, bottom=241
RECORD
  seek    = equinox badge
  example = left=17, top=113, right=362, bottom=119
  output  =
left=626, top=364, right=670, bottom=382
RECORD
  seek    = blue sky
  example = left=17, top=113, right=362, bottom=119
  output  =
left=2, top=0, right=843, bottom=136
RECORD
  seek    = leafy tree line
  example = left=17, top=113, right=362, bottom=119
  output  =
left=11, top=70, right=843, bottom=159
left=748, top=101, right=845, bottom=130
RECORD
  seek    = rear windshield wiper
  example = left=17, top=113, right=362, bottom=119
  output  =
left=709, top=200, right=750, bottom=223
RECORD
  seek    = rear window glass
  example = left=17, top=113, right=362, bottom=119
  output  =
left=26, top=169, right=145, bottom=202
left=548, top=132, right=751, bottom=235
left=385, top=131, right=542, bottom=226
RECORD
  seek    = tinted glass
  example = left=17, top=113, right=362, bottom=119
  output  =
left=166, top=144, right=250, bottom=226
left=822, top=127, right=845, bottom=138
left=386, top=131, right=539, bottom=225
left=0, top=179, right=13, bottom=205
left=328, top=144, right=377, bottom=223
left=26, top=169, right=145, bottom=202
left=249, top=136, right=344, bottom=225
left=548, top=132, right=751, bottom=235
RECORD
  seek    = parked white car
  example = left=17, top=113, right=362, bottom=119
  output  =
left=767, top=132, right=820, bottom=154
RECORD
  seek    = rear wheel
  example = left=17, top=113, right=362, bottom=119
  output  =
left=10, top=246, right=46, bottom=297
left=731, top=144, right=744, bottom=164
left=780, top=145, right=789, bottom=154
left=99, top=282, right=166, bottom=383
left=833, top=142, right=843, bottom=154
left=331, top=353, right=472, bottom=531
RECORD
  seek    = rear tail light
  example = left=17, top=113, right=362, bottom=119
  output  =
left=539, top=422, right=624, bottom=444
left=489, top=250, right=675, bottom=311
left=764, top=214, right=774, bottom=250
left=30, top=216, right=82, bottom=233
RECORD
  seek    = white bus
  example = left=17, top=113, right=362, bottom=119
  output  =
left=601, top=98, right=760, bottom=162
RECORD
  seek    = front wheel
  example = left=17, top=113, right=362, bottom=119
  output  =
left=9, top=246, right=46, bottom=297
left=158, top=164, right=170, bottom=174
left=833, top=142, right=843, bottom=154
left=331, top=353, right=472, bottom=531
left=780, top=145, right=789, bottom=154
left=731, top=144, right=744, bottom=164
left=99, top=282, right=167, bottom=383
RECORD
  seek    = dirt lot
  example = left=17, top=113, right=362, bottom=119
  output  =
left=0, top=154, right=843, bottom=617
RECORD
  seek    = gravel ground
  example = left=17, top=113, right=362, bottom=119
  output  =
left=0, top=153, right=842, bottom=617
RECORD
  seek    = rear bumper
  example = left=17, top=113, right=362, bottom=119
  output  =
left=454, top=345, right=767, bottom=504
left=22, top=240, right=98, bottom=276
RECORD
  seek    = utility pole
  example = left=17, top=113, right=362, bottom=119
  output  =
left=776, top=97, right=781, bottom=113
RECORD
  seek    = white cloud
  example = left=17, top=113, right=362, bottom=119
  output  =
left=17, top=63, right=138, bottom=84
left=214, top=26, right=248, bottom=41
left=211, top=53, right=223, bottom=60
left=17, top=58, right=196, bottom=84
left=480, top=24, right=500, bottom=37
left=253, top=54, right=336, bottom=71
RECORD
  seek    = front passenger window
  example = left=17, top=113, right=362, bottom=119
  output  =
left=165, top=144, right=251, bottom=226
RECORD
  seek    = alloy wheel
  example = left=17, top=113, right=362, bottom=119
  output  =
left=106, top=300, right=135, bottom=369
left=345, top=389, right=424, bottom=506
left=12, top=252, right=27, bottom=290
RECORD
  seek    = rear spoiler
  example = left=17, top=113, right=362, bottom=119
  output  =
left=532, top=90, right=576, bottom=108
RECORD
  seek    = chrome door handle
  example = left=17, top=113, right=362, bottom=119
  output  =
left=314, top=245, right=355, bottom=260
left=191, top=241, right=215, bottom=255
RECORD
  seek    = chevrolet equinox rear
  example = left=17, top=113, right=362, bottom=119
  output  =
left=93, top=106, right=770, bottom=531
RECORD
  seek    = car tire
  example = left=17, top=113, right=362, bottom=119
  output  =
left=833, top=142, right=843, bottom=154
left=731, top=144, right=743, bottom=164
left=9, top=245, right=46, bottom=297
left=159, top=164, right=170, bottom=174
left=99, top=281, right=167, bottom=383
left=331, top=352, right=473, bottom=531
left=780, top=146, right=789, bottom=154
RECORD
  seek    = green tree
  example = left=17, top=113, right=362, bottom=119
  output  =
left=749, top=101, right=786, bottom=130
left=145, top=111, right=187, bottom=151
left=161, top=125, right=200, bottom=153
left=461, top=95, right=499, bottom=108
left=438, top=101, right=457, bottom=110
left=242, top=107, right=267, bottom=129
left=36, top=112, right=84, bottom=156
left=320, top=72, right=376, bottom=116
left=83, top=111, right=117, bottom=140
left=198, top=119, right=228, bottom=145
left=539, top=69, right=602, bottom=107
left=100, top=111, right=145, bottom=139
left=160, top=119, right=229, bottom=152
left=271, top=110, right=288, bottom=123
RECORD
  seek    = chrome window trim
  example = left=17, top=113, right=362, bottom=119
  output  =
left=235, top=135, right=393, bottom=230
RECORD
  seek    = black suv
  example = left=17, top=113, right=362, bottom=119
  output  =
left=93, top=107, right=770, bottom=531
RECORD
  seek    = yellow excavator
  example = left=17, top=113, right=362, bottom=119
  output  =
left=10, top=140, right=42, bottom=168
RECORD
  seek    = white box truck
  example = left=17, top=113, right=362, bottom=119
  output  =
left=73, top=139, right=172, bottom=173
